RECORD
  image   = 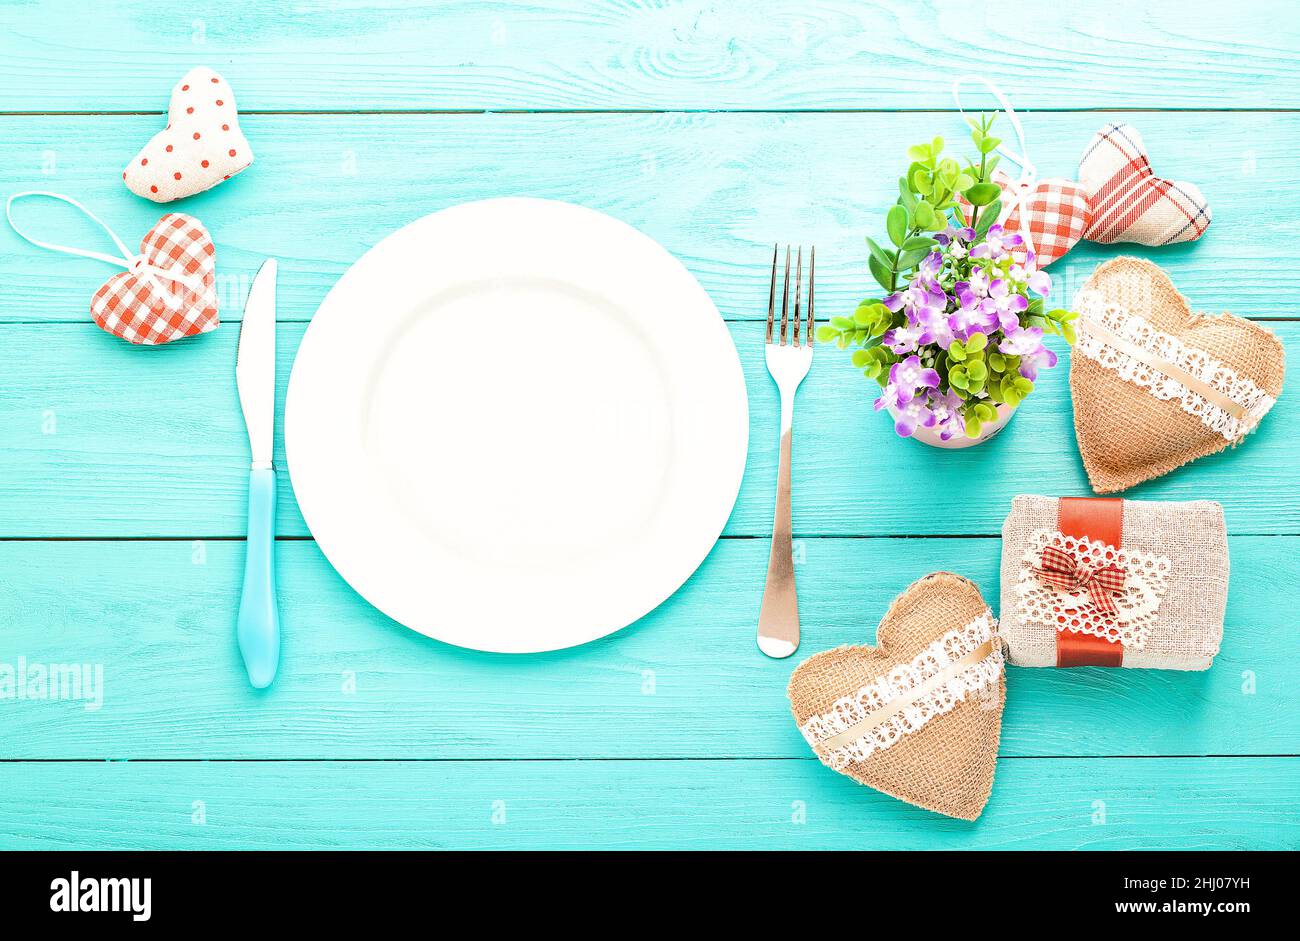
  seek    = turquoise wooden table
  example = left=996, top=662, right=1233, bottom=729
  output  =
left=1, top=1, right=1298, bottom=850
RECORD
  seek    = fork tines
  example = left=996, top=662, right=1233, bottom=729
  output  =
left=766, top=243, right=815, bottom=346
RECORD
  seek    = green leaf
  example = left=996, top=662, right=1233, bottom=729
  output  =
left=948, top=340, right=966, bottom=362
left=830, top=316, right=854, bottom=330
left=1014, top=377, right=1035, bottom=395
left=815, top=325, right=839, bottom=343
left=886, top=205, right=908, bottom=248
left=910, top=201, right=933, bottom=229
left=949, top=366, right=969, bottom=390
left=973, top=198, right=1001, bottom=237
left=954, top=172, right=976, bottom=193
left=901, top=235, right=938, bottom=251
left=897, top=247, right=932, bottom=268
left=978, top=136, right=1001, bottom=154
left=853, top=306, right=875, bottom=326
left=967, top=359, right=987, bottom=382
left=898, top=179, right=918, bottom=211
left=1062, top=322, right=1077, bottom=345
left=975, top=402, right=997, bottom=423
left=964, top=182, right=1001, bottom=206
left=931, top=136, right=944, bottom=157
left=865, top=236, right=894, bottom=271
left=966, top=331, right=987, bottom=352
left=851, top=349, right=871, bottom=367
left=907, top=143, right=931, bottom=163
left=911, top=169, right=932, bottom=196
left=868, top=253, right=894, bottom=293
left=964, top=415, right=982, bottom=438
left=988, top=352, right=1006, bottom=372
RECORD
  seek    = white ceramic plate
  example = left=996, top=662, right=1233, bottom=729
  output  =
left=286, top=198, right=748, bottom=653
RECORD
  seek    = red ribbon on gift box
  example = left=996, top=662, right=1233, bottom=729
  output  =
left=1052, top=497, right=1126, bottom=668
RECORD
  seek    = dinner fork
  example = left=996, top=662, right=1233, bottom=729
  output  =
left=758, top=244, right=814, bottom=659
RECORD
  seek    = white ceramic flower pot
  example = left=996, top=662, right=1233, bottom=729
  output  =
left=889, top=401, right=1018, bottom=449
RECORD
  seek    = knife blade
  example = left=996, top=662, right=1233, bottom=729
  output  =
left=235, top=258, right=280, bottom=689
left=237, top=258, right=277, bottom=468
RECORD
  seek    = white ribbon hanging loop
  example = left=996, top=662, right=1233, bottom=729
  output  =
left=5, top=191, right=205, bottom=310
left=951, top=76, right=1037, bottom=256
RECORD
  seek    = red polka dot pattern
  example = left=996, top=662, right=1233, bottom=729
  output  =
left=121, top=67, right=254, bottom=203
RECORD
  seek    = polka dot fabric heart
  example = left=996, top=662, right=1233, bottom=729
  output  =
left=91, top=214, right=219, bottom=344
left=123, top=67, right=253, bottom=203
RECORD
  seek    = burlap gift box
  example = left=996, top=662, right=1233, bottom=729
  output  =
left=1070, top=257, right=1284, bottom=493
left=999, top=495, right=1227, bottom=670
left=788, top=573, right=1005, bottom=820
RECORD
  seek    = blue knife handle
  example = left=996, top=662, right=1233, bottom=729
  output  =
left=237, top=467, right=280, bottom=689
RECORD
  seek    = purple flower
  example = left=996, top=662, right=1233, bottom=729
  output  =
left=999, top=326, right=1058, bottom=380
left=970, top=224, right=1023, bottom=261
left=1027, top=269, right=1052, bottom=297
left=927, top=388, right=968, bottom=442
left=1009, top=250, right=1052, bottom=297
left=917, top=251, right=943, bottom=284
left=886, top=276, right=948, bottom=325
left=981, top=277, right=1029, bottom=333
left=1018, top=343, right=1058, bottom=380
left=966, top=267, right=991, bottom=299
left=875, top=354, right=940, bottom=410
left=936, top=225, right=976, bottom=247
left=882, top=323, right=924, bottom=354
left=949, top=288, right=998, bottom=341
left=914, top=305, right=956, bottom=350
left=887, top=395, right=937, bottom=438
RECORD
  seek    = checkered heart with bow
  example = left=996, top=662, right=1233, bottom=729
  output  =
left=953, top=81, right=1211, bottom=267
left=6, top=192, right=219, bottom=345
left=981, top=124, right=1212, bottom=266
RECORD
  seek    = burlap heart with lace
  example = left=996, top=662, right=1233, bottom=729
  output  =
left=788, top=573, right=1005, bottom=820
left=1070, top=258, right=1284, bottom=493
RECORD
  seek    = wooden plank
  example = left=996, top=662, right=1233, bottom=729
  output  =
left=0, top=537, right=1292, bottom=760
left=0, top=757, right=1294, bottom=850
left=3, top=113, right=1298, bottom=326
left=1, top=321, right=1296, bottom=538
left=1, top=1, right=1297, bottom=112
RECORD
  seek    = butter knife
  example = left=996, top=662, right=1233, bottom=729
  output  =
left=235, top=258, right=280, bottom=688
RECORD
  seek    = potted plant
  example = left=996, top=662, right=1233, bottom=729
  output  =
left=818, top=114, right=1076, bottom=447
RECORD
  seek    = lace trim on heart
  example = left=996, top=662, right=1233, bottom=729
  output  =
left=1075, top=291, right=1276, bottom=442
left=1016, top=529, right=1171, bottom=648
left=798, top=612, right=1003, bottom=771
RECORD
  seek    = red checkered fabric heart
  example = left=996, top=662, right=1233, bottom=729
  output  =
left=983, top=169, right=1089, bottom=266
left=1079, top=123, right=1211, bottom=247
left=90, top=214, right=219, bottom=345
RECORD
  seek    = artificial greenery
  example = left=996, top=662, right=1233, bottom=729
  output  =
left=817, top=114, right=1077, bottom=440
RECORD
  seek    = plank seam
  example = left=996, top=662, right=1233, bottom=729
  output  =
left=1, top=755, right=1296, bottom=763
left=3, top=108, right=1300, bottom=116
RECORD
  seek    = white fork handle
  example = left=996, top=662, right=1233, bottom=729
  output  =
left=758, top=391, right=798, bottom=658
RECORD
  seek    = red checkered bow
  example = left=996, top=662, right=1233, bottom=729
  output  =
left=1034, top=545, right=1126, bottom=618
